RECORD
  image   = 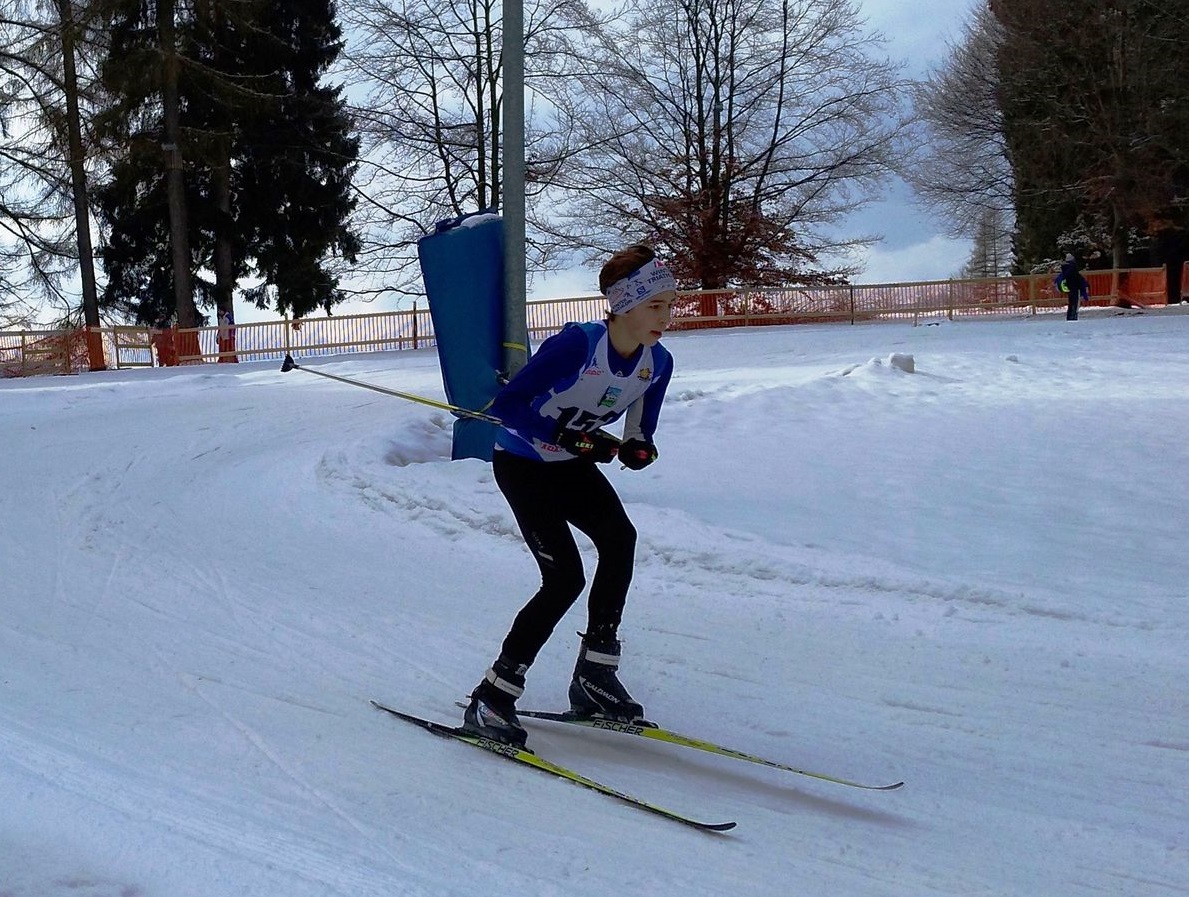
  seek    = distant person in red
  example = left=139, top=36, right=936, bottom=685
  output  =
left=217, top=308, right=238, bottom=363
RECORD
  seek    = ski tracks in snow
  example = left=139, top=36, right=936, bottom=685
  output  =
left=174, top=672, right=413, bottom=871
left=315, top=430, right=521, bottom=544
left=313, top=429, right=1179, bottom=638
left=0, top=703, right=439, bottom=897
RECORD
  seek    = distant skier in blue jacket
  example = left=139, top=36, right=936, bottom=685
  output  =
left=1056, top=253, right=1089, bottom=320
left=462, top=243, right=677, bottom=746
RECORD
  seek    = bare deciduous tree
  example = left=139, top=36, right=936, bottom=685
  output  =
left=339, top=0, right=591, bottom=301
left=547, top=0, right=910, bottom=289
left=908, top=4, right=1014, bottom=274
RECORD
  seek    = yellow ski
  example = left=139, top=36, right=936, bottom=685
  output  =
left=518, top=709, right=904, bottom=792
left=371, top=700, right=736, bottom=832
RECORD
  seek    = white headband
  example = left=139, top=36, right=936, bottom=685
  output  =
left=605, top=259, right=677, bottom=315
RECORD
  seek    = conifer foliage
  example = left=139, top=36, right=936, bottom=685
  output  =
left=94, top=0, right=360, bottom=324
left=991, top=0, right=1189, bottom=283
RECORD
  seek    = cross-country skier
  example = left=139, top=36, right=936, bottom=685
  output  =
left=461, top=243, right=678, bottom=746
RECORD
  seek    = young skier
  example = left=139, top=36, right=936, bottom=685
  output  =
left=462, top=243, right=678, bottom=746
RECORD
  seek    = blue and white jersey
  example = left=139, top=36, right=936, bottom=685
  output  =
left=492, top=321, right=673, bottom=462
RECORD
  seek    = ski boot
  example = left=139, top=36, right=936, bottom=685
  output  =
left=462, top=656, right=528, bottom=747
left=568, top=632, right=645, bottom=723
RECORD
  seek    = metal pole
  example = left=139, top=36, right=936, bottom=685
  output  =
left=280, top=354, right=503, bottom=424
left=501, top=0, right=528, bottom=380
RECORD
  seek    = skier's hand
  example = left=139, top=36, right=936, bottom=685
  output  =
left=619, top=438, right=658, bottom=470
left=556, top=427, right=620, bottom=463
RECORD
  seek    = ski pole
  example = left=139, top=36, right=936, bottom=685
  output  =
left=279, top=353, right=503, bottom=425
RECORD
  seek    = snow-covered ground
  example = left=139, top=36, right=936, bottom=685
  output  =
left=2, top=308, right=1186, bottom=897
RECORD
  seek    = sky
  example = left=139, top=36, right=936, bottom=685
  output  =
left=848, top=0, right=981, bottom=277
left=2, top=303, right=1186, bottom=896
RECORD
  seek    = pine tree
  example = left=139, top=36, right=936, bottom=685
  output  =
left=93, top=0, right=359, bottom=325
left=233, top=0, right=360, bottom=318
left=992, top=0, right=1189, bottom=289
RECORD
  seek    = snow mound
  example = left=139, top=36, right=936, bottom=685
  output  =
left=838, top=352, right=915, bottom=377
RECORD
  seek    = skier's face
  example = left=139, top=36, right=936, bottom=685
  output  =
left=616, top=292, right=675, bottom=349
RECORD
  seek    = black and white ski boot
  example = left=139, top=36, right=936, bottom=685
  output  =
left=462, top=657, right=528, bottom=747
left=568, top=633, right=645, bottom=722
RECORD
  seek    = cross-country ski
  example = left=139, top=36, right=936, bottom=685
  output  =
left=371, top=701, right=736, bottom=832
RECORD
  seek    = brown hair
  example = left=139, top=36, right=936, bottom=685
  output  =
left=599, top=243, right=657, bottom=295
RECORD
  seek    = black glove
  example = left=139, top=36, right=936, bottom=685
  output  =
left=619, top=438, right=658, bottom=470
left=556, top=427, right=620, bottom=463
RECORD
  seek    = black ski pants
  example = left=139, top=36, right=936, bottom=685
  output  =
left=492, top=450, right=637, bottom=668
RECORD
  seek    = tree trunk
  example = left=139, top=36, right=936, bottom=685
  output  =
left=214, top=138, right=236, bottom=360
left=1165, top=255, right=1183, bottom=306
left=57, top=0, right=105, bottom=370
left=1111, top=203, right=1127, bottom=269
left=1157, top=229, right=1187, bottom=305
left=158, top=0, right=198, bottom=332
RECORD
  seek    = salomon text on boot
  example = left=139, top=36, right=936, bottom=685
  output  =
left=568, top=632, right=645, bottom=723
left=462, top=656, right=528, bottom=747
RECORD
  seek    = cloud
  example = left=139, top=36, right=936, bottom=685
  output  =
left=524, top=232, right=974, bottom=304
left=851, top=234, right=973, bottom=284
left=528, top=266, right=600, bottom=302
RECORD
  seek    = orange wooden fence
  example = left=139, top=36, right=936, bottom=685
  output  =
left=0, top=267, right=1168, bottom=376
